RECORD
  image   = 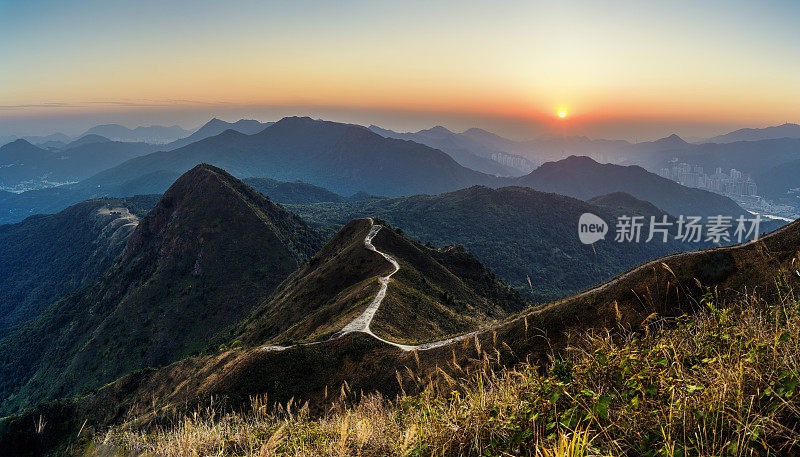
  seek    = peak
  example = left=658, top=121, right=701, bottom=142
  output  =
left=180, top=163, right=231, bottom=180
left=149, top=163, right=242, bottom=208
left=126, top=164, right=322, bottom=266
left=218, top=128, right=246, bottom=137
left=263, top=116, right=321, bottom=132
left=655, top=133, right=686, bottom=144
left=561, top=155, right=598, bottom=164
left=274, top=116, right=315, bottom=125
left=462, top=127, right=494, bottom=136
left=204, top=117, right=227, bottom=127
left=418, top=125, right=453, bottom=135
left=264, top=117, right=371, bottom=137
left=8, top=138, right=35, bottom=147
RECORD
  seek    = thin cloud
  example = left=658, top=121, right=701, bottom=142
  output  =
left=0, top=103, right=81, bottom=110
left=1, top=99, right=239, bottom=111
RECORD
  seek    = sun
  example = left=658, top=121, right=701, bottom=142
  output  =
left=558, top=110, right=567, bottom=118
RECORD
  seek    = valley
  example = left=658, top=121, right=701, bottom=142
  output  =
left=0, top=119, right=797, bottom=456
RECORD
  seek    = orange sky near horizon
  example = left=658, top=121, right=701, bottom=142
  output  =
left=2, top=1, right=799, bottom=139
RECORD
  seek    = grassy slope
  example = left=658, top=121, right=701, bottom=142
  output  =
left=3, top=212, right=798, bottom=457
left=0, top=165, right=324, bottom=417
left=368, top=225, right=525, bottom=343
left=285, top=186, right=696, bottom=300
left=236, top=218, right=527, bottom=346
left=106, top=290, right=800, bottom=456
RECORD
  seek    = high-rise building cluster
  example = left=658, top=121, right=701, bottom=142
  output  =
left=658, top=163, right=758, bottom=197
left=490, top=152, right=536, bottom=173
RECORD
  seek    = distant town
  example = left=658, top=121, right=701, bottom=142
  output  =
left=659, top=160, right=798, bottom=220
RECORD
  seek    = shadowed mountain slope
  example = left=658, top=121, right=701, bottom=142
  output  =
left=236, top=217, right=526, bottom=347
left=242, top=177, right=347, bottom=204
left=164, top=118, right=273, bottom=150
left=368, top=124, right=526, bottom=176
left=517, top=156, right=745, bottom=217
left=285, top=186, right=700, bottom=300
left=0, top=198, right=147, bottom=337
left=4, top=213, right=798, bottom=456
left=0, top=164, right=324, bottom=416
left=75, top=116, right=499, bottom=197
left=0, top=138, right=159, bottom=190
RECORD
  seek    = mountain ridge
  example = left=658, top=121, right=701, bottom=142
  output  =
left=516, top=155, right=746, bottom=217
left=5, top=205, right=797, bottom=455
left=0, top=164, right=324, bottom=416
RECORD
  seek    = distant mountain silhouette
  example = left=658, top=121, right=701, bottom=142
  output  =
left=516, top=156, right=746, bottom=217
left=82, top=117, right=498, bottom=196
left=652, top=133, right=687, bottom=146
left=0, top=119, right=770, bottom=225
left=705, top=123, right=800, bottom=143
left=0, top=133, right=72, bottom=147
left=64, top=134, right=112, bottom=149
left=81, top=124, right=192, bottom=143
left=369, top=124, right=526, bottom=176
left=0, top=138, right=159, bottom=190
left=0, top=139, right=50, bottom=167
left=164, top=118, right=273, bottom=150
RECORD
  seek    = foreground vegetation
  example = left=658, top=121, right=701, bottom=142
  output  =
left=101, top=285, right=800, bottom=456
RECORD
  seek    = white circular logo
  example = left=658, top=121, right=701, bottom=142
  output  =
left=578, top=213, right=608, bottom=244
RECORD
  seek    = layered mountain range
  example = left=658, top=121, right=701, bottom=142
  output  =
left=1, top=163, right=797, bottom=454
left=0, top=118, right=797, bottom=455
left=0, top=118, right=748, bottom=225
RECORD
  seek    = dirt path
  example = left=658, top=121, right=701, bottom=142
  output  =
left=262, top=218, right=473, bottom=352
left=262, top=217, right=793, bottom=354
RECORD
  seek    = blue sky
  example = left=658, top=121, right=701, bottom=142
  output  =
left=1, top=0, right=799, bottom=140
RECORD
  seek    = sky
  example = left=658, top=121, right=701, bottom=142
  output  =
left=1, top=0, right=799, bottom=140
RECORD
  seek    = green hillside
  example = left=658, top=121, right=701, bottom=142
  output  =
left=0, top=164, right=324, bottom=416
left=0, top=198, right=147, bottom=337
left=286, top=186, right=699, bottom=301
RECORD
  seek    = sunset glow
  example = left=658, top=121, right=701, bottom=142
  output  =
left=1, top=0, right=799, bottom=140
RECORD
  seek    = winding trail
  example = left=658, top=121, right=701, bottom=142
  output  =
left=261, top=218, right=481, bottom=352
left=262, top=217, right=793, bottom=354
left=336, top=220, right=401, bottom=339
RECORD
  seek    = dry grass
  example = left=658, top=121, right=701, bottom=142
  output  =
left=102, top=281, right=800, bottom=456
